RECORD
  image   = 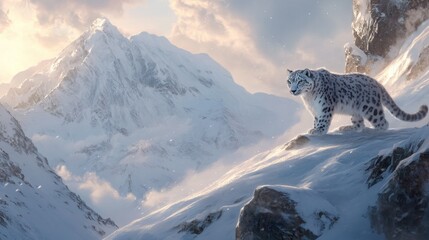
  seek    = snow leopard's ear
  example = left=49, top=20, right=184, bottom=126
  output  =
left=303, top=68, right=313, bottom=78
left=287, top=69, right=293, bottom=74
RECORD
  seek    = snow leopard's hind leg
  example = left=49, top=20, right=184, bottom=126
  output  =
left=364, top=106, right=389, bottom=130
left=339, top=114, right=365, bottom=132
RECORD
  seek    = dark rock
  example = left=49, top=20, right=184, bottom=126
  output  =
left=176, top=210, right=222, bottom=235
left=352, top=0, right=429, bottom=58
left=345, top=44, right=367, bottom=73
left=369, top=150, right=429, bottom=240
left=348, top=0, right=429, bottom=72
left=366, top=140, right=423, bottom=188
left=0, top=148, right=25, bottom=184
left=0, top=161, right=24, bottom=184
left=236, top=186, right=338, bottom=240
left=284, top=135, right=310, bottom=150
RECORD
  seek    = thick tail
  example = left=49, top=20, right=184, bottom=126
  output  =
left=381, top=89, right=427, bottom=121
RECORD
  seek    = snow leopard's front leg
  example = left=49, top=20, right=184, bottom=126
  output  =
left=309, top=110, right=333, bottom=135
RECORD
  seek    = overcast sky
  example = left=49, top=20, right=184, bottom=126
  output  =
left=0, top=0, right=353, bottom=96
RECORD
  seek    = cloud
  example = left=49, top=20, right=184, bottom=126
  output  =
left=29, top=0, right=141, bottom=30
left=170, top=0, right=353, bottom=96
left=78, top=172, right=136, bottom=204
left=0, top=0, right=174, bottom=90
left=56, top=165, right=139, bottom=226
left=22, top=0, right=144, bottom=51
left=0, top=1, right=10, bottom=32
left=56, top=165, right=137, bottom=204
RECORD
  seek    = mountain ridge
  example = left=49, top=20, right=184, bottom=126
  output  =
left=1, top=17, right=299, bottom=225
left=0, top=103, right=117, bottom=240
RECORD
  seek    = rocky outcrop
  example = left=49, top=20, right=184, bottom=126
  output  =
left=346, top=0, right=429, bottom=73
left=366, top=140, right=424, bottom=188
left=176, top=210, right=223, bottom=235
left=366, top=132, right=429, bottom=239
left=283, top=135, right=310, bottom=150
left=369, top=150, right=429, bottom=240
left=236, top=185, right=338, bottom=240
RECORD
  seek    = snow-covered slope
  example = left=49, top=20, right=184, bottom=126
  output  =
left=377, top=19, right=429, bottom=96
left=1, top=18, right=299, bottom=225
left=106, top=127, right=429, bottom=240
left=0, top=104, right=117, bottom=240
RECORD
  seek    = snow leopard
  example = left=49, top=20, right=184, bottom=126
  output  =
left=286, top=68, right=428, bottom=135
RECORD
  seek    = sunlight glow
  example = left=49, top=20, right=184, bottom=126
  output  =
left=0, top=0, right=175, bottom=83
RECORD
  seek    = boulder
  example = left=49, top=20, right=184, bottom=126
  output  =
left=236, top=185, right=338, bottom=240
left=346, top=0, right=429, bottom=72
left=369, top=150, right=429, bottom=240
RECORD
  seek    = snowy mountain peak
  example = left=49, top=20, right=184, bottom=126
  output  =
left=2, top=18, right=284, bottom=135
left=85, top=17, right=126, bottom=46
left=90, top=17, right=116, bottom=33
left=0, top=18, right=298, bottom=225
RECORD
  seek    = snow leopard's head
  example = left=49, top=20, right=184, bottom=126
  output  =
left=286, top=68, right=315, bottom=96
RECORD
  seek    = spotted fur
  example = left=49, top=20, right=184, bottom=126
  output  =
left=287, top=68, right=428, bottom=134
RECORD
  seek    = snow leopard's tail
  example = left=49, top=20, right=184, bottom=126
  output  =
left=381, top=89, right=427, bottom=121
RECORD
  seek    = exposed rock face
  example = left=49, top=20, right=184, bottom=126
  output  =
left=353, top=0, right=429, bottom=57
left=236, top=186, right=338, bottom=240
left=365, top=129, right=429, bottom=240
left=369, top=150, right=429, bottom=240
left=346, top=0, right=429, bottom=72
left=345, top=44, right=367, bottom=73
left=366, top=140, right=424, bottom=188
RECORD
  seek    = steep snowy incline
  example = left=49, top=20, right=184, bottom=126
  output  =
left=370, top=18, right=429, bottom=129
left=106, top=127, right=429, bottom=240
left=377, top=19, right=429, bottom=96
left=1, top=18, right=299, bottom=225
left=0, top=104, right=117, bottom=240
